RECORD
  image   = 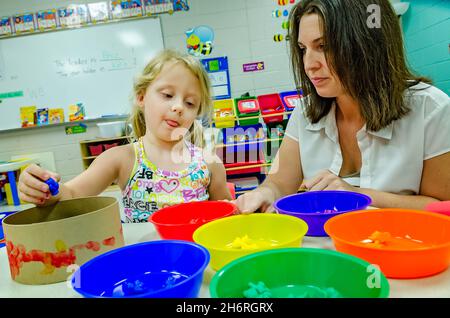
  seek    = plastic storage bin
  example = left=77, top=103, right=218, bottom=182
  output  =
left=97, top=121, right=125, bottom=138
left=104, top=143, right=119, bottom=151
left=213, top=99, right=236, bottom=128
left=234, top=97, right=260, bottom=126
left=257, top=93, right=284, bottom=124
left=265, top=119, right=288, bottom=160
left=224, top=159, right=265, bottom=176
left=88, top=144, right=103, bottom=156
left=228, top=176, right=259, bottom=192
left=222, top=124, right=265, bottom=153
left=280, top=90, right=303, bottom=119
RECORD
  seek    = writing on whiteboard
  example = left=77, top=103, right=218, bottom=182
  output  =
left=53, top=49, right=137, bottom=78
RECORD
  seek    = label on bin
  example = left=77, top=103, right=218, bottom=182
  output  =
left=284, top=96, right=301, bottom=108
left=238, top=100, right=258, bottom=113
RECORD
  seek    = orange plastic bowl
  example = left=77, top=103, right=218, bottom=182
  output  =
left=149, top=201, right=237, bottom=242
left=324, top=209, right=450, bottom=278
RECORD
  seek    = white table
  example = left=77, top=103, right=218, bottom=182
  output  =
left=1, top=222, right=449, bottom=298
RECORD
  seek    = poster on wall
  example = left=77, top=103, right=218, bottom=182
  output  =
left=143, top=0, right=174, bottom=15
left=58, top=5, right=89, bottom=28
left=88, top=2, right=110, bottom=23
left=243, top=61, right=265, bottom=73
left=0, top=17, right=13, bottom=36
left=186, top=25, right=214, bottom=57
left=13, top=13, right=36, bottom=34
left=173, top=0, right=189, bottom=11
left=201, top=57, right=231, bottom=100
left=36, top=10, right=58, bottom=31
left=111, top=0, right=143, bottom=19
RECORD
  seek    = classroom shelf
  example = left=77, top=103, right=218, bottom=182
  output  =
left=225, top=162, right=272, bottom=172
left=79, top=135, right=132, bottom=170
left=0, top=115, right=129, bottom=135
left=215, top=137, right=283, bottom=149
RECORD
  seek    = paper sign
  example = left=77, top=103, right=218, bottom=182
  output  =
left=243, top=61, right=265, bottom=72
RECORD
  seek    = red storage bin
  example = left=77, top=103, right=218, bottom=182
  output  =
left=88, top=144, right=103, bottom=156
left=104, top=143, right=119, bottom=150
left=257, top=93, right=284, bottom=124
left=225, top=159, right=264, bottom=176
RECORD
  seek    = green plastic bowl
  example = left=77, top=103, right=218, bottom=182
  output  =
left=210, top=248, right=390, bottom=298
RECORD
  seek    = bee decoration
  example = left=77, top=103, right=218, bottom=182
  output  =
left=186, top=25, right=215, bottom=57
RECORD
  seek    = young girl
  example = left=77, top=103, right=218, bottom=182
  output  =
left=18, top=49, right=232, bottom=223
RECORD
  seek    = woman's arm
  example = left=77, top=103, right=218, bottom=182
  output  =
left=234, top=136, right=303, bottom=213
left=302, top=152, right=450, bottom=209
left=372, top=151, right=450, bottom=209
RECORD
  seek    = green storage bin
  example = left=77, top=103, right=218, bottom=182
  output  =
left=234, top=96, right=260, bottom=126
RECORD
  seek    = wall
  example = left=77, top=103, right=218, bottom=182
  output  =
left=160, top=0, right=295, bottom=97
left=402, top=0, right=450, bottom=95
left=0, top=0, right=295, bottom=181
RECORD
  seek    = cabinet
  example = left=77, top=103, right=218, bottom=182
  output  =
left=213, top=113, right=291, bottom=197
left=79, top=136, right=132, bottom=170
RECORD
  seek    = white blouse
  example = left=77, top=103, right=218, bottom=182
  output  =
left=285, top=83, right=450, bottom=194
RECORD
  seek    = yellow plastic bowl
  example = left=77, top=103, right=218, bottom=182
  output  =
left=193, top=214, right=308, bottom=271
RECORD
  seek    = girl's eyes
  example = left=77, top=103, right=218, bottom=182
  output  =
left=185, top=101, right=197, bottom=108
left=161, top=91, right=197, bottom=107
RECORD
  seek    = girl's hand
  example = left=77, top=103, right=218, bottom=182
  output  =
left=301, top=170, right=356, bottom=192
left=233, top=188, right=276, bottom=214
left=18, top=164, right=61, bottom=205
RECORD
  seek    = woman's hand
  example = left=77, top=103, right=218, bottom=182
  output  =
left=233, top=187, right=276, bottom=214
left=18, top=164, right=61, bottom=205
left=301, top=170, right=356, bottom=192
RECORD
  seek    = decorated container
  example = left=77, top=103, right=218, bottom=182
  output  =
left=2, top=196, right=124, bottom=285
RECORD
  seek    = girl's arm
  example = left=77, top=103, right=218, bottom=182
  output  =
left=205, top=152, right=232, bottom=201
left=19, top=144, right=132, bottom=206
left=63, top=144, right=132, bottom=198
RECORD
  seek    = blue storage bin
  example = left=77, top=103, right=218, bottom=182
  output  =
left=279, top=90, right=303, bottom=119
left=221, top=124, right=265, bottom=155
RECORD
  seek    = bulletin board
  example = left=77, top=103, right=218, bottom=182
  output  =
left=201, top=56, right=231, bottom=100
left=0, top=17, right=164, bottom=131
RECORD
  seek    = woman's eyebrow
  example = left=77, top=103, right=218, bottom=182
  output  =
left=298, top=37, right=324, bottom=46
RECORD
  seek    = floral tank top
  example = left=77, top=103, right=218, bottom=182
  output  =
left=122, top=138, right=210, bottom=223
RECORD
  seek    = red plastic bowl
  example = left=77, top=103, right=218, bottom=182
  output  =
left=149, top=201, right=237, bottom=242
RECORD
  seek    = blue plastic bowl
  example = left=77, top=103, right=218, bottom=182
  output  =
left=71, top=240, right=210, bottom=298
left=274, top=191, right=372, bottom=236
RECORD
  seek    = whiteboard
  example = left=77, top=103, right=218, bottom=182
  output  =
left=0, top=17, right=164, bottom=130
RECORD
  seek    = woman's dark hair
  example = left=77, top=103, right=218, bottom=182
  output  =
left=288, top=0, right=430, bottom=131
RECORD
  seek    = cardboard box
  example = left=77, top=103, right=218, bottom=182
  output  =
left=2, top=196, right=124, bottom=285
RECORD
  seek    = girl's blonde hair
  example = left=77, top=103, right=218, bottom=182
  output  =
left=128, top=49, right=212, bottom=147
